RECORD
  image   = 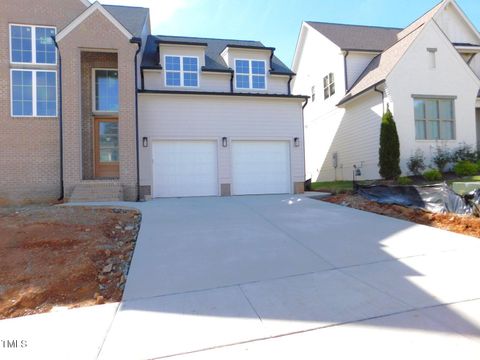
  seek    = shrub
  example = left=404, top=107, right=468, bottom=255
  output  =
left=397, top=176, right=413, bottom=185
left=452, top=143, right=478, bottom=163
left=407, top=149, right=426, bottom=176
left=423, top=169, right=443, bottom=182
left=432, top=147, right=452, bottom=173
left=453, top=160, right=478, bottom=177
left=378, top=109, right=401, bottom=180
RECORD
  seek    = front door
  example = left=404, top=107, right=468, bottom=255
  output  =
left=94, top=118, right=119, bottom=178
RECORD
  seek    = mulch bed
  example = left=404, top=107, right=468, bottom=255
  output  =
left=323, top=193, right=480, bottom=238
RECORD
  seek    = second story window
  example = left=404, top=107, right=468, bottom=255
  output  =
left=235, top=59, right=266, bottom=90
left=311, top=86, right=316, bottom=102
left=10, top=24, right=56, bottom=65
left=165, top=56, right=199, bottom=87
left=94, top=69, right=119, bottom=113
left=323, top=73, right=335, bottom=99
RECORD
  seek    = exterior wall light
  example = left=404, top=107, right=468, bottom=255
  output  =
left=143, top=137, right=148, bottom=147
left=222, top=137, right=228, bottom=147
left=294, top=137, right=300, bottom=147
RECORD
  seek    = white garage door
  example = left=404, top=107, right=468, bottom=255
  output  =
left=153, top=140, right=218, bottom=198
left=232, top=141, right=291, bottom=195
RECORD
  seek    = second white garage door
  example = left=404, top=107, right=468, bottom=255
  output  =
left=152, top=140, right=218, bottom=198
left=232, top=140, right=291, bottom=195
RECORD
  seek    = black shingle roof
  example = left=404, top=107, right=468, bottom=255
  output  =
left=103, top=5, right=149, bottom=37
left=141, top=35, right=294, bottom=75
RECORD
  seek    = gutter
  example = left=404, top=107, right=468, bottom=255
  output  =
left=130, top=37, right=142, bottom=202
left=374, top=84, right=385, bottom=114
left=302, top=97, right=309, bottom=110
left=343, top=51, right=349, bottom=92
left=139, top=89, right=308, bottom=100
left=337, top=80, right=385, bottom=107
left=51, top=36, right=64, bottom=201
left=287, top=74, right=293, bottom=95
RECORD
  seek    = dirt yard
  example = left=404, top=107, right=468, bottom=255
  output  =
left=0, top=205, right=141, bottom=320
left=323, top=194, right=480, bottom=238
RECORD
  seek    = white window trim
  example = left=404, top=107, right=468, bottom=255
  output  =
left=10, top=69, right=58, bottom=118
left=413, top=97, right=456, bottom=141
left=9, top=24, right=57, bottom=66
left=234, top=58, right=267, bottom=91
left=323, top=73, right=335, bottom=100
left=163, top=55, right=200, bottom=88
left=92, top=68, right=119, bottom=114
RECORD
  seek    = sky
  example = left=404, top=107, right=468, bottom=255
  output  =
left=94, top=0, right=480, bottom=67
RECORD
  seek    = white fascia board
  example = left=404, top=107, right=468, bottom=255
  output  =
left=56, top=2, right=132, bottom=42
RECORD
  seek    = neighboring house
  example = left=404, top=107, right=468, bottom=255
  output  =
left=1, top=0, right=306, bottom=203
left=292, top=0, right=480, bottom=182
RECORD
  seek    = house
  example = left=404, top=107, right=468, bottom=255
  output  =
left=292, top=0, right=480, bottom=182
left=1, top=0, right=306, bottom=203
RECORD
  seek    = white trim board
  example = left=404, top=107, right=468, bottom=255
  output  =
left=56, top=2, right=132, bottom=42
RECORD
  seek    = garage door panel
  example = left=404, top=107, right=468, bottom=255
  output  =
left=153, top=141, right=218, bottom=198
left=232, top=141, right=291, bottom=195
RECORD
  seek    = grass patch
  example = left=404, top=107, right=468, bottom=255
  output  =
left=310, top=181, right=355, bottom=193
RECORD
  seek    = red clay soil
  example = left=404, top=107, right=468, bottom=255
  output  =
left=323, top=194, right=480, bottom=238
left=0, top=206, right=141, bottom=320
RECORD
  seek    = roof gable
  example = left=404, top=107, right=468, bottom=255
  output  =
left=338, top=26, right=423, bottom=106
left=433, top=0, right=480, bottom=45
left=57, top=2, right=134, bottom=42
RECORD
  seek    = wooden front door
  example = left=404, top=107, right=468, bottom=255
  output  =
left=94, top=118, right=119, bottom=178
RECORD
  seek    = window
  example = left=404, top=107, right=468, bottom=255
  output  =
left=414, top=98, right=455, bottom=140
left=165, top=56, right=199, bottom=87
left=10, top=24, right=56, bottom=65
left=311, top=86, right=316, bottom=102
left=11, top=70, right=57, bottom=117
left=323, top=73, right=335, bottom=99
left=94, top=69, right=119, bottom=112
left=235, top=59, right=266, bottom=90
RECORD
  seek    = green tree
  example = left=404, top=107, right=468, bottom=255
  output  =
left=378, top=109, right=401, bottom=180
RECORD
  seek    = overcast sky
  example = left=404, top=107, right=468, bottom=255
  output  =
left=93, top=0, right=480, bottom=67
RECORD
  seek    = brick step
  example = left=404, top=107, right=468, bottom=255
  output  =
left=68, top=182, right=124, bottom=202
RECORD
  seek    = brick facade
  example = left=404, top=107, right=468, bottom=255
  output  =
left=0, top=0, right=87, bottom=203
left=58, top=10, right=139, bottom=201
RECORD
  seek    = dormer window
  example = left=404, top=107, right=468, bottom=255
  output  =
left=164, top=55, right=199, bottom=87
left=235, top=59, right=266, bottom=90
left=323, top=73, right=335, bottom=99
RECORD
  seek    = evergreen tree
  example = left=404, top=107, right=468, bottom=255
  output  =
left=378, top=109, right=401, bottom=180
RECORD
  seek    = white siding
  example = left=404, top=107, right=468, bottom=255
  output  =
left=387, top=21, right=480, bottom=173
left=138, top=94, right=305, bottom=189
left=144, top=70, right=231, bottom=92
left=292, top=25, right=346, bottom=117
left=315, top=92, right=383, bottom=182
left=346, top=52, right=379, bottom=89
left=292, top=24, right=349, bottom=182
left=476, top=108, right=480, bottom=150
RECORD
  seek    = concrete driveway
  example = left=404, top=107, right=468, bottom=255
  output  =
left=97, top=195, right=480, bottom=359
left=2, top=195, right=480, bottom=360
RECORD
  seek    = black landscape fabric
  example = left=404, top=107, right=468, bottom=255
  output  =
left=356, top=183, right=480, bottom=215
